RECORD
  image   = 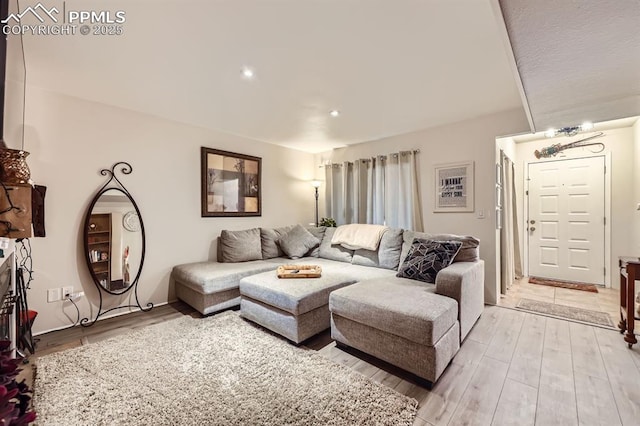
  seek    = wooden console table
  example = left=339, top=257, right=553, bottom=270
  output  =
left=618, top=257, right=640, bottom=348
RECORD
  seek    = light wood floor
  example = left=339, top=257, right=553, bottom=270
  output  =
left=27, top=302, right=640, bottom=426
left=498, top=277, right=640, bottom=331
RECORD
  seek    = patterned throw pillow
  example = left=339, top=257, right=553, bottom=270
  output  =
left=396, top=239, right=462, bottom=283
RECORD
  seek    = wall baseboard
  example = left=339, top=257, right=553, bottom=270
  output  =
left=33, top=300, right=177, bottom=336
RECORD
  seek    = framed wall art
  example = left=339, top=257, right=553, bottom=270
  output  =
left=434, top=161, right=474, bottom=213
left=201, top=147, right=262, bottom=217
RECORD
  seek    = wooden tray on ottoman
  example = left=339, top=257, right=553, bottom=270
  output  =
left=277, top=265, right=322, bottom=279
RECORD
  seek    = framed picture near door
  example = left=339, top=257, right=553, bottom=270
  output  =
left=201, top=147, right=262, bottom=217
left=434, top=161, right=474, bottom=212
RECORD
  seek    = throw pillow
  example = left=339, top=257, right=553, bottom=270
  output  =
left=260, top=226, right=294, bottom=259
left=396, top=239, right=462, bottom=283
left=399, top=231, right=479, bottom=265
left=220, top=228, right=262, bottom=262
left=305, top=227, right=326, bottom=257
left=277, top=224, right=321, bottom=259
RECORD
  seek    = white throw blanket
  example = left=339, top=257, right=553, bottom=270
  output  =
left=331, top=224, right=388, bottom=251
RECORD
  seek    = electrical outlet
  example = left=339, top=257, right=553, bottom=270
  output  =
left=68, top=291, right=85, bottom=301
left=47, top=288, right=61, bottom=303
left=62, top=286, right=73, bottom=299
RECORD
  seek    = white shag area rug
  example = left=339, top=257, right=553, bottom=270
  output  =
left=34, top=312, right=417, bottom=425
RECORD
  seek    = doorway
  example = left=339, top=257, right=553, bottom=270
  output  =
left=527, top=156, right=606, bottom=285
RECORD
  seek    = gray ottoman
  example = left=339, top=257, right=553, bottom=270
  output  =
left=239, top=269, right=356, bottom=343
left=329, top=277, right=461, bottom=383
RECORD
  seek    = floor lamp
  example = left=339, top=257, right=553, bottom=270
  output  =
left=311, top=180, right=322, bottom=226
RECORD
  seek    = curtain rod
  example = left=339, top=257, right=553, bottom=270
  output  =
left=319, top=149, right=420, bottom=167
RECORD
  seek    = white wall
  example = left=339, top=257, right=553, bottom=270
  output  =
left=496, top=136, right=517, bottom=162
left=17, top=86, right=315, bottom=334
left=315, top=108, right=530, bottom=304
left=3, top=0, right=24, bottom=147
left=513, top=127, right=636, bottom=288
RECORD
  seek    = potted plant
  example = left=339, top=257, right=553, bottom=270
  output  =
left=319, top=218, right=337, bottom=227
left=0, top=340, right=36, bottom=425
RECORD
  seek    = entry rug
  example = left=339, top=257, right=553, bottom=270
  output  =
left=33, top=312, right=417, bottom=425
left=517, top=298, right=614, bottom=327
left=528, top=276, right=599, bottom=293
left=528, top=277, right=598, bottom=293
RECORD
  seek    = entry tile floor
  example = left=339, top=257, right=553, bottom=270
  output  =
left=499, top=277, right=640, bottom=331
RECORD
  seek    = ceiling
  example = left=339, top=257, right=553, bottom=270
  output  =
left=498, top=0, right=640, bottom=132
left=18, top=0, right=523, bottom=153
left=14, top=1, right=639, bottom=153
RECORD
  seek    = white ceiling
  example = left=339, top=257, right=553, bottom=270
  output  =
left=498, top=0, right=640, bottom=132
left=18, top=0, right=637, bottom=152
left=19, top=0, right=524, bottom=153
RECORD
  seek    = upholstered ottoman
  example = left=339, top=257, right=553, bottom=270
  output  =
left=239, top=269, right=357, bottom=344
left=329, top=277, right=461, bottom=383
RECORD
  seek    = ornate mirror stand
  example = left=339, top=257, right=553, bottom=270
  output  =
left=81, top=162, right=152, bottom=326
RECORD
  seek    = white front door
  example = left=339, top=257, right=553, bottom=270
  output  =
left=528, top=156, right=605, bottom=284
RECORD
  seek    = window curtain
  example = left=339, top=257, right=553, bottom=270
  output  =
left=500, top=152, right=522, bottom=294
left=324, top=164, right=344, bottom=224
left=324, top=150, right=422, bottom=230
left=346, top=159, right=368, bottom=224
left=370, top=156, right=385, bottom=225
left=385, top=151, right=424, bottom=231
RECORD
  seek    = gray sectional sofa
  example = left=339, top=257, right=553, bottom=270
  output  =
left=171, top=225, right=484, bottom=383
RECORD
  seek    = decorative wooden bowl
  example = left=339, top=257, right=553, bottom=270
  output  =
left=277, top=265, right=322, bottom=279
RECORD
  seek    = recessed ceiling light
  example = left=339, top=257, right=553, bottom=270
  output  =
left=581, top=121, right=594, bottom=131
left=241, top=67, right=255, bottom=79
left=329, top=110, right=340, bottom=117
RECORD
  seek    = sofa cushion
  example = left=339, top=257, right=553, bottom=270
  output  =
left=352, top=228, right=403, bottom=270
left=260, top=226, right=294, bottom=259
left=318, top=227, right=354, bottom=263
left=239, top=268, right=357, bottom=315
left=341, top=263, right=398, bottom=280
left=305, top=227, right=326, bottom=257
left=400, top=231, right=479, bottom=265
left=397, top=239, right=462, bottom=283
left=278, top=225, right=320, bottom=259
left=331, top=224, right=388, bottom=250
left=172, top=260, right=279, bottom=294
left=220, top=228, right=262, bottom=262
left=430, top=234, right=479, bottom=263
left=329, top=277, right=458, bottom=346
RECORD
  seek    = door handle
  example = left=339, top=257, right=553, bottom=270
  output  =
left=530, top=226, right=536, bottom=232
left=530, top=220, right=536, bottom=224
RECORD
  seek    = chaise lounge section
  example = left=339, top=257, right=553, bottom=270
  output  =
left=172, top=260, right=282, bottom=315
left=328, top=230, right=484, bottom=382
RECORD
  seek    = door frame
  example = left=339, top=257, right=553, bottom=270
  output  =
left=523, top=153, right=611, bottom=287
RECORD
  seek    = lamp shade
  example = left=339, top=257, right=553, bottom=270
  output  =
left=310, top=180, right=322, bottom=188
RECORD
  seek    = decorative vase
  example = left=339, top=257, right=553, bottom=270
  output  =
left=0, top=148, right=30, bottom=184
